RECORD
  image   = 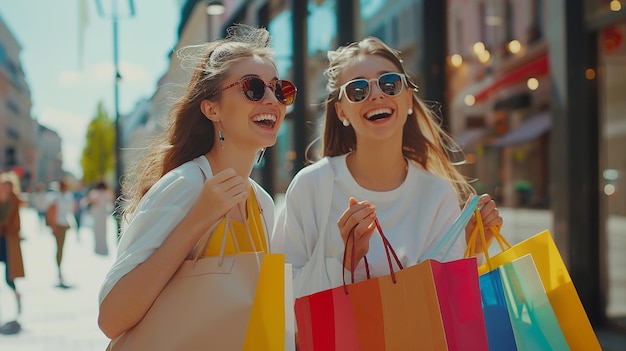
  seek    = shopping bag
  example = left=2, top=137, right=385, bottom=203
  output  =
left=499, top=254, right=570, bottom=350
left=294, top=219, right=489, bottom=350
left=469, top=217, right=601, bottom=350
left=108, top=214, right=290, bottom=351
left=478, top=269, right=518, bottom=350
left=464, top=209, right=518, bottom=350
left=243, top=254, right=290, bottom=351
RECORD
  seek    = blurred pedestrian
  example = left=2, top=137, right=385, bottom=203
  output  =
left=0, top=171, right=25, bottom=334
left=73, top=183, right=88, bottom=241
left=46, top=179, right=75, bottom=288
left=30, top=182, right=50, bottom=233
left=88, top=181, right=114, bottom=255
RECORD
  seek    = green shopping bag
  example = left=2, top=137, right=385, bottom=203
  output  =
left=498, top=254, right=570, bottom=350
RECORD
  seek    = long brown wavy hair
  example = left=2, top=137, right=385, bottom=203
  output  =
left=120, top=24, right=276, bottom=217
left=320, top=37, right=475, bottom=203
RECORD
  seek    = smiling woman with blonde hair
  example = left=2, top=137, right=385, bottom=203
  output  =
left=275, top=37, right=503, bottom=300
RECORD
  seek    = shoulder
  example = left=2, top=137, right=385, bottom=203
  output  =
left=139, top=159, right=206, bottom=208
left=158, top=162, right=205, bottom=191
left=411, top=163, right=454, bottom=188
left=409, top=163, right=458, bottom=200
left=287, top=157, right=334, bottom=190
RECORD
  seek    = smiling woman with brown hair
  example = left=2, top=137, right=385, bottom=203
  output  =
left=98, top=24, right=296, bottom=348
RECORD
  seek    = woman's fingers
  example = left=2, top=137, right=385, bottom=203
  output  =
left=338, top=198, right=377, bottom=265
left=194, top=168, right=249, bottom=222
left=338, top=199, right=375, bottom=235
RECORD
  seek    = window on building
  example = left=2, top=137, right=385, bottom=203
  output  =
left=7, top=99, right=20, bottom=115
left=5, top=147, right=16, bottom=168
left=505, top=1, right=514, bottom=42
left=529, top=0, right=543, bottom=43
left=268, top=10, right=293, bottom=79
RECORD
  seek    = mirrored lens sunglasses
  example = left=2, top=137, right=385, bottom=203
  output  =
left=338, top=72, right=407, bottom=103
left=210, top=76, right=297, bottom=106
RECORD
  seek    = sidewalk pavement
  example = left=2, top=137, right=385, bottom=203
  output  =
left=0, top=207, right=116, bottom=351
left=0, top=206, right=624, bottom=350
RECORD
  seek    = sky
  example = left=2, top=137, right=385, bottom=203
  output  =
left=0, top=0, right=181, bottom=178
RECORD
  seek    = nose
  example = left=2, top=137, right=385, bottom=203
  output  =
left=368, top=78, right=384, bottom=100
left=261, top=85, right=280, bottom=105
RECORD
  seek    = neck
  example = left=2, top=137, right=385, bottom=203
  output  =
left=348, top=148, right=408, bottom=191
left=205, top=146, right=260, bottom=179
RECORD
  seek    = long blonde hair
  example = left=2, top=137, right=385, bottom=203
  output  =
left=120, top=24, right=276, bottom=217
left=320, top=37, right=475, bottom=203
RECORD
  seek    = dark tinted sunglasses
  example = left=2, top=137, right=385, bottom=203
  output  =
left=338, top=72, right=407, bottom=103
left=210, top=76, right=297, bottom=106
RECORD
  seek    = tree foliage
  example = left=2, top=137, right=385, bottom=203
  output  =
left=81, top=102, right=115, bottom=186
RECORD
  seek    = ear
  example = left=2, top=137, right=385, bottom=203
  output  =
left=335, top=101, right=346, bottom=122
left=200, top=100, right=219, bottom=122
left=406, top=94, right=414, bottom=112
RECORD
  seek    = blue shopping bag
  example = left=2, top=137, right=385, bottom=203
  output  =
left=479, top=270, right=518, bottom=350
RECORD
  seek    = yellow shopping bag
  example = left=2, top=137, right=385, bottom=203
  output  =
left=243, top=253, right=292, bottom=351
left=472, top=228, right=601, bottom=350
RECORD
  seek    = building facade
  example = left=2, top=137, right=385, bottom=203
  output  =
left=447, top=0, right=551, bottom=209
left=0, top=17, right=37, bottom=189
left=36, top=124, right=63, bottom=184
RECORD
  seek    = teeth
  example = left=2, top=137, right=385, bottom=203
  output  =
left=365, top=108, right=392, bottom=119
left=252, top=114, right=277, bottom=122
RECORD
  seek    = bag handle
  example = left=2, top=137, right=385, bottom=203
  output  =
left=189, top=202, right=259, bottom=266
left=463, top=209, right=511, bottom=271
left=423, top=195, right=481, bottom=261
left=341, top=218, right=404, bottom=294
left=191, top=159, right=260, bottom=262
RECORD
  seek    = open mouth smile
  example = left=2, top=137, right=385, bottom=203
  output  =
left=365, top=108, right=393, bottom=121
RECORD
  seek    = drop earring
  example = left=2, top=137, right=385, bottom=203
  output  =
left=256, top=148, right=266, bottom=164
left=218, top=129, right=225, bottom=148
left=407, top=108, right=413, bottom=115
left=342, top=119, right=350, bottom=127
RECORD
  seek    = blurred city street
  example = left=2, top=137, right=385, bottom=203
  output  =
left=0, top=207, right=116, bottom=351
left=0, top=205, right=625, bottom=350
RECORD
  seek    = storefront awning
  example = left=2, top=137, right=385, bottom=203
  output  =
left=491, top=112, right=551, bottom=147
left=454, top=128, right=489, bottom=149
left=475, top=53, right=549, bottom=103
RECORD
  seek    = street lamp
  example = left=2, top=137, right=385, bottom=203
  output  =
left=96, top=0, right=135, bottom=235
left=206, top=1, right=224, bottom=41
left=206, top=1, right=225, bottom=15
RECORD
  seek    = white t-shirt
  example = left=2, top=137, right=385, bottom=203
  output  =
left=274, top=155, right=464, bottom=298
left=50, top=191, right=75, bottom=226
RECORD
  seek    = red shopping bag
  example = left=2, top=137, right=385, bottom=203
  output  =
left=295, top=219, right=489, bottom=351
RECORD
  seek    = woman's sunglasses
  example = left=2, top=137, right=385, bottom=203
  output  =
left=338, top=72, right=407, bottom=103
left=210, top=76, right=297, bottom=106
